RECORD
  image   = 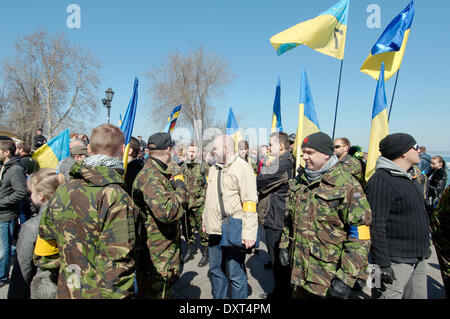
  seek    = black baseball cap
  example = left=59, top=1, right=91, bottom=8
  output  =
left=147, top=132, right=175, bottom=150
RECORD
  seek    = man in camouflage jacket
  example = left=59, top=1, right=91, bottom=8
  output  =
left=333, top=137, right=364, bottom=185
left=132, top=132, right=187, bottom=299
left=181, top=143, right=209, bottom=267
left=280, top=132, right=372, bottom=299
left=36, top=124, right=139, bottom=299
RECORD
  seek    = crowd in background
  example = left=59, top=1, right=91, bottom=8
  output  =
left=0, top=126, right=448, bottom=300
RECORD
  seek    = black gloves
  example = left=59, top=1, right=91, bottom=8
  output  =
left=279, top=248, right=290, bottom=267
left=352, top=278, right=366, bottom=292
left=327, top=278, right=351, bottom=299
left=170, top=179, right=186, bottom=191
left=380, top=266, right=396, bottom=285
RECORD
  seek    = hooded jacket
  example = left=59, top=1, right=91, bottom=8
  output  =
left=0, top=156, right=29, bottom=223
left=366, top=156, right=430, bottom=267
left=37, top=162, right=139, bottom=299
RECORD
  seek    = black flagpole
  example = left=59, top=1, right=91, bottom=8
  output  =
left=332, top=59, right=344, bottom=140
left=388, top=69, right=400, bottom=122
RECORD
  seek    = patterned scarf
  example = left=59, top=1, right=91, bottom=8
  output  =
left=84, top=154, right=124, bottom=171
left=304, top=154, right=339, bottom=182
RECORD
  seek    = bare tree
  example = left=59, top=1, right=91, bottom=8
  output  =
left=146, top=46, right=234, bottom=138
left=0, top=29, right=101, bottom=139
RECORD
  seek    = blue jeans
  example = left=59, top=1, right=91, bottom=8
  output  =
left=208, top=234, right=248, bottom=299
left=0, top=220, right=16, bottom=283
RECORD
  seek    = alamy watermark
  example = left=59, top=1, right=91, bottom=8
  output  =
left=367, top=4, right=381, bottom=29
left=67, top=4, right=81, bottom=29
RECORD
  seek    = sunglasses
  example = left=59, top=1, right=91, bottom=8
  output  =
left=412, top=144, right=419, bottom=151
left=334, top=145, right=344, bottom=149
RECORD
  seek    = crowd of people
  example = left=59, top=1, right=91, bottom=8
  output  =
left=0, top=125, right=448, bottom=300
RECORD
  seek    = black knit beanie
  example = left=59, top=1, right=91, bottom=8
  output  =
left=379, top=133, right=417, bottom=160
left=301, top=132, right=334, bottom=156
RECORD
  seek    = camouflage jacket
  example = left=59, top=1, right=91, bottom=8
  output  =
left=38, top=162, right=139, bottom=299
left=281, top=164, right=372, bottom=297
left=132, top=157, right=187, bottom=284
left=182, top=162, right=207, bottom=211
left=431, top=186, right=450, bottom=259
left=340, top=154, right=364, bottom=185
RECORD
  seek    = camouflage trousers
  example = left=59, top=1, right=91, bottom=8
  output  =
left=181, top=206, right=208, bottom=247
left=136, top=270, right=177, bottom=299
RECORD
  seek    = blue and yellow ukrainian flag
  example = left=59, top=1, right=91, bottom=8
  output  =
left=293, top=68, right=321, bottom=172
left=226, top=107, right=243, bottom=152
left=361, top=0, right=414, bottom=80
left=271, top=78, right=283, bottom=133
left=165, top=105, right=182, bottom=133
left=365, top=63, right=389, bottom=182
left=270, top=0, right=349, bottom=60
left=32, top=129, right=70, bottom=169
left=120, top=77, right=139, bottom=174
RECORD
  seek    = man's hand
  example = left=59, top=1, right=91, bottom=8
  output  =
left=202, top=225, right=207, bottom=234
left=380, top=266, right=396, bottom=285
left=327, top=278, right=351, bottom=299
left=242, top=239, right=255, bottom=249
left=279, top=248, right=290, bottom=267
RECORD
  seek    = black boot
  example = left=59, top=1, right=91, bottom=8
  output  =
left=183, top=243, right=195, bottom=263
left=197, top=246, right=209, bottom=267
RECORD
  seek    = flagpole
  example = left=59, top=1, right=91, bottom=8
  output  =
left=332, top=59, right=344, bottom=140
left=388, top=69, right=400, bottom=122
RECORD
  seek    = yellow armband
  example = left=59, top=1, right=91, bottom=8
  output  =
left=173, top=175, right=184, bottom=182
left=34, top=236, right=59, bottom=256
left=243, top=201, right=257, bottom=213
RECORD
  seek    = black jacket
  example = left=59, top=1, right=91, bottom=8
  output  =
left=427, top=168, right=447, bottom=205
left=19, top=155, right=39, bottom=176
left=124, top=158, right=144, bottom=196
left=366, top=157, right=430, bottom=267
left=33, top=135, right=47, bottom=150
left=257, top=151, right=295, bottom=231
left=0, top=156, right=29, bottom=223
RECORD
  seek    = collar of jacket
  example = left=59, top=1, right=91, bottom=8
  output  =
left=299, top=162, right=341, bottom=187
left=375, top=156, right=412, bottom=180
left=148, top=156, right=172, bottom=178
left=0, top=156, right=23, bottom=182
left=215, top=154, right=238, bottom=170
left=340, top=153, right=353, bottom=164
left=69, top=162, right=124, bottom=187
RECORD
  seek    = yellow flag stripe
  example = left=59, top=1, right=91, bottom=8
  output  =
left=365, top=109, right=389, bottom=182
left=32, top=144, right=59, bottom=169
left=361, top=29, right=410, bottom=81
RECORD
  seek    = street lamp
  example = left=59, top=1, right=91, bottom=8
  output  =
left=102, top=87, right=114, bottom=124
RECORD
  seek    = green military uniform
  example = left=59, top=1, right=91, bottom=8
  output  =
left=182, top=161, right=208, bottom=247
left=340, top=154, right=364, bottom=185
left=430, top=186, right=450, bottom=298
left=132, top=157, right=187, bottom=299
left=37, top=162, right=139, bottom=299
left=281, top=164, right=372, bottom=298
left=340, top=154, right=367, bottom=285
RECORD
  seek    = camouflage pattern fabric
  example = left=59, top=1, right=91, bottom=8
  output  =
left=132, top=157, right=187, bottom=299
left=340, top=154, right=364, bottom=186
left=37, top=162, right=139, bottom=299
left=430, top=186, right=450, bottom=298
left=182, top=162, right=208, bottom=247
left=280, top=164, right=372, bottom=297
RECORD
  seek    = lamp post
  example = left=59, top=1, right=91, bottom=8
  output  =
left=102, top=87, right=115, bottom=124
